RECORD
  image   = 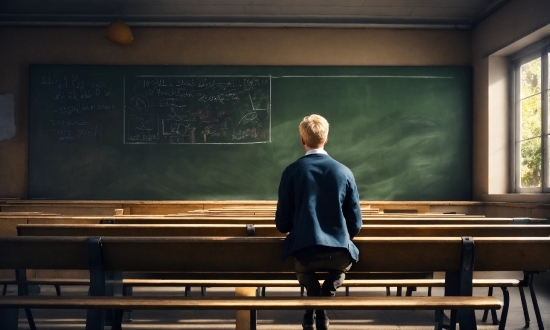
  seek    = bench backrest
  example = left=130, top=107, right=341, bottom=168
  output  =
left=0, top=236, right=89, bottom=270
left=101, top=217, right=545, bottom=225
left=17, top=223, right=550, bottom=238
left=0, top=236, right=464, bottom=273
left=3, top=235, right=548, bottom=273
left=92, top=236, right=465, bottom=273
left=3, top=236, right=550, bottom=296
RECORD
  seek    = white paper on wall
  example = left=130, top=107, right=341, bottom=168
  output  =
left=0, top=94, right=16, bottom=141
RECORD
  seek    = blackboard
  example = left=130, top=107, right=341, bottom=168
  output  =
left=29, top=65, right=472, bottom=200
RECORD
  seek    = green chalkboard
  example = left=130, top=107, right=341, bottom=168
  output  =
left=29, top=65, right=472, bottom=200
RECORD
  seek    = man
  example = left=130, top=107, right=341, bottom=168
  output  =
left=275, top=114, right=362, bottom=330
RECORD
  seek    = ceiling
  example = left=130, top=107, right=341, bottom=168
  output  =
left=0, top=0, right=511, bottom=29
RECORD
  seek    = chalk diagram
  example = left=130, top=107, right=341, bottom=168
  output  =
left=124, top=76, right=271, bottom=144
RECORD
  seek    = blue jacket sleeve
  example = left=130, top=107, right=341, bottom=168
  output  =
left=275, top=168, right=294, bottom=233
left=343, top=177, right=362, bottom=239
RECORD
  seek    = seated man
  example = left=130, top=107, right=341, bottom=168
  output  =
left=275, top=114, right=362, bottom=330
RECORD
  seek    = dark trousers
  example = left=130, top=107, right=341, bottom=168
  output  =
left=295, top=249, right=353, bottom=319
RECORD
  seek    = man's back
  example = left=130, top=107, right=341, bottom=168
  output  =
left=275, top=153, right=362, bottom=261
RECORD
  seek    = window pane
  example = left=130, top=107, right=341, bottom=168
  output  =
left=520, top=94, right=541, bottom=140
left=520, top=57, right=541, bottom=99
left=520, top=137, right=541, bottom=188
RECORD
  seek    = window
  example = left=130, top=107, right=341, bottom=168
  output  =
left=511, top=42, right=549, bottom=192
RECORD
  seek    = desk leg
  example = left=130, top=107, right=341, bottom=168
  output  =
left=235, top=287, right=256, bottom=330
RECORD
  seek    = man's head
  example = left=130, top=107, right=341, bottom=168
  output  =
left=299, top=114, right=329, bottom=149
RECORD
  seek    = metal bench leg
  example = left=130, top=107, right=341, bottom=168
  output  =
left=518, top=285, right=530, bottom=327
left=482, top=287, right=499, bottom=325
left=528, top=275, right=544, bottom=330
left=345, top=287, right=349, bottom=296
left=490, top=305, right=499, bottom=325
left=434, top=309, right=442, bottom=324
left=386, top=286, right=390, bottom=296
left=201, top=286, right=206, bottom=296
left=123, top=286, right=133, bottom=322
left=447, top=237, right=476, bottom=330
left=449, top=310, right=457, bottom=330
left=86, top=237, right=106, bottom=330
left=54, top=284, right=61, bottom=296
left=2, top=284, right=7, bottom=296
left=261, top=287, right=266, bottom=297
left=110, top=309, right=124, bottom=330
left=405, top=286, right=416, bottom=296
left=15, top=269, right=37, bottom=330
left=482, top=287, right=490, bottom=322
left=498, top=287, right=510, bottom=330
left=250, top=309, right=257, bottom=330
left=185, top=286, right=190, bottom=296
left=24, top=308, right=37, bottom=330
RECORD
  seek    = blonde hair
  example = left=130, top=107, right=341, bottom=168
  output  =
left=299, top=114, right=329, bottom=148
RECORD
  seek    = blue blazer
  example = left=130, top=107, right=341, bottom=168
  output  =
left=275, top=153, right=362, bottom=261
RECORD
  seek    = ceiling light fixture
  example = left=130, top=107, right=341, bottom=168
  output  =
left=105, top=20, right=133, bottom=45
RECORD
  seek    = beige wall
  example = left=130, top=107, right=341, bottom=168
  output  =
left=472, top=0, right=550, bottom=201
left=0, top=27, right=471, bottom=199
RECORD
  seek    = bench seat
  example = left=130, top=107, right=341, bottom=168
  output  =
left=121, top=278, right=520, bottom=288
left=0, top=294, right=502, bottom=310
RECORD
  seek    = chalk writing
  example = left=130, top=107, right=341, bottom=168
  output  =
left=125, top=76, right=271, bottom=144
left=38, top=72, right=115, bottom=142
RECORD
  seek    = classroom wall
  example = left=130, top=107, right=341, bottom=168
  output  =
left=472, top=0, right=550, bottom=202
left=0, top=27, right=471, bottom=199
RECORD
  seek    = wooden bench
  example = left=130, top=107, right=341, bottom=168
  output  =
left=0, top=236, right=513, bottom=330
left=12, top=222, right=550, bottom=328
left=179, top=207, right=478, bottom=217
left=16, top=223, right=550, bottom=237
left=2, top=213, right=544, bottom=225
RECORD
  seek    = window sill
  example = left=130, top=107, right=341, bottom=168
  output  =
left=481, top=193, right=550, bottom=204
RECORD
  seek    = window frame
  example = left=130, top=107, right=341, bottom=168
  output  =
left=510, top=41, right=550, bottom=193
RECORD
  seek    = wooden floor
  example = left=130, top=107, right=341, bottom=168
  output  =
left=6, top=272, right=550, bottom=330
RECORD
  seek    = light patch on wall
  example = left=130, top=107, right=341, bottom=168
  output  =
left=0, top=94, right=16, bottom=141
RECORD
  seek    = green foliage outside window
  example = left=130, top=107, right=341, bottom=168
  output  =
left=519, top=58, right=542, bottom=188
